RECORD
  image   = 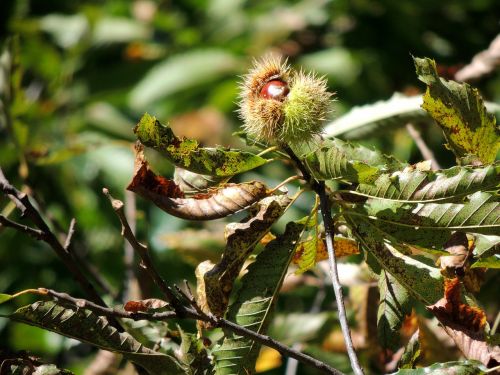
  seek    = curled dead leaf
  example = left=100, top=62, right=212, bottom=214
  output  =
left=427, top=278, right=499, bottom=368
left=195, top=194, right=291, bottom=325
left=127, top=146, right=269, bottom=220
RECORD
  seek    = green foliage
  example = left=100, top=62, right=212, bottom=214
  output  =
left=9, top=301, right=187, bottom=375
left=356, top=163, right=500, bottom=203
left=1, top=2, right=499, bottom=374
left=213, top=222, right=304, bottom=375
left=134, top=113, right=267, bottom=177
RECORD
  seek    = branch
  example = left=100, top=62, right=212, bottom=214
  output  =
left=0, top=168, right=123, bottom=331
left=40, top=287, right=344, bottom=375
left=455, top=34, right=500, bottom=82
left=318, top=182, right=364, bottom=375
left=103, top=188, right=344, bottom=375
left=39, top=288, right=176, bottom=321
left=102, top=188, right=183, bottom=314
left=283, top=147, right=364, bottom=375
left=0, top=214, right=45, bottom=240
left=63, top=218, right=76, bottom=251
left=405, top=123, right=441, bottom=170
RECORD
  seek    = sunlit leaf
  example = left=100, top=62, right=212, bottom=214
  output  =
left=134, top=113, right=267, bottom=176
left=348, top=219, right=444, bottom=304
left=8, top=301, right=187, bottom=375
left=377, top=270, right=412, bottom=350
left=213, top=222, right=304, bottom=375
left=351, top=192, right=500, bottom=248
left=414, top=56, right=500, bottom=164
left=127, top=148, right=269, bottom=220
left=303, top=138, right=397, bottom=183
left=471, top=255, right=500, bottom=269
left=472, top=234, right=500, bottom=259
left=355, top=163, right=500, bottom=203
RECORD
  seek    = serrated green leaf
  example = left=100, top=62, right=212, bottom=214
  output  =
left=377, top=270, right=412, bottom=350
left=350, top=191, right=499, bottom=248
left=8, top=301, right=187, bottom=375
left=213, top=222, right=304, bottom=375
left=356, top=163, right=500, bottom=203
left=390, top=360, right=485, bottom=374
left=414, top=56, right=500, bottom=164
left=303, top=138, right=399, bottom=183
left=348, top=218, right=443, bottom=304
left=135, top=113, right=267, bottom=177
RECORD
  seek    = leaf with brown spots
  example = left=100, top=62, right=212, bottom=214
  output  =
left=427, top=278, right=500, bottom=368
left=414, top=57, right=500, bottom=164
left=134, top=113, right=267, bottom=177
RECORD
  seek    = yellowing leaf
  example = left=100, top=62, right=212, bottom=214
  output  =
left=255, top=347, right=281, bottom=373
left=293, top=235, right=359, bottom=274
left=414, top=57, right=500, bottom=164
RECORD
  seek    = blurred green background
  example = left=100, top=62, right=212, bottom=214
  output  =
left=0, top=0, right=499, bottom=374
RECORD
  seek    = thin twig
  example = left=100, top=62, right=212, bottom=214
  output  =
left=38, top=288, right=177, bottom=321
left=406, top=123, right=441, bottom=171
left=37, top=286, right=344, bottom=375
left=318, top=182, right=364, bottom=375
left=0, top=214, right=45, bottom=240
left=0, top=168, right=123, bottom=331
left=123, top=190, right=137, bottom=302
left=102, top=188, right=183, bottom=313
left=63, top=218, right=76, bottom=251
left=281, top=146, right=364, bottom=375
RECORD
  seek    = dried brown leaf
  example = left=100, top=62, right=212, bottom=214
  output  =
left=427, top=278, right=499, bottom=368
left=124, top=298, right=168, bottom=312
left=195, top=194, right=291, bottom=323
left=127, top=147, right=269, bottom=220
